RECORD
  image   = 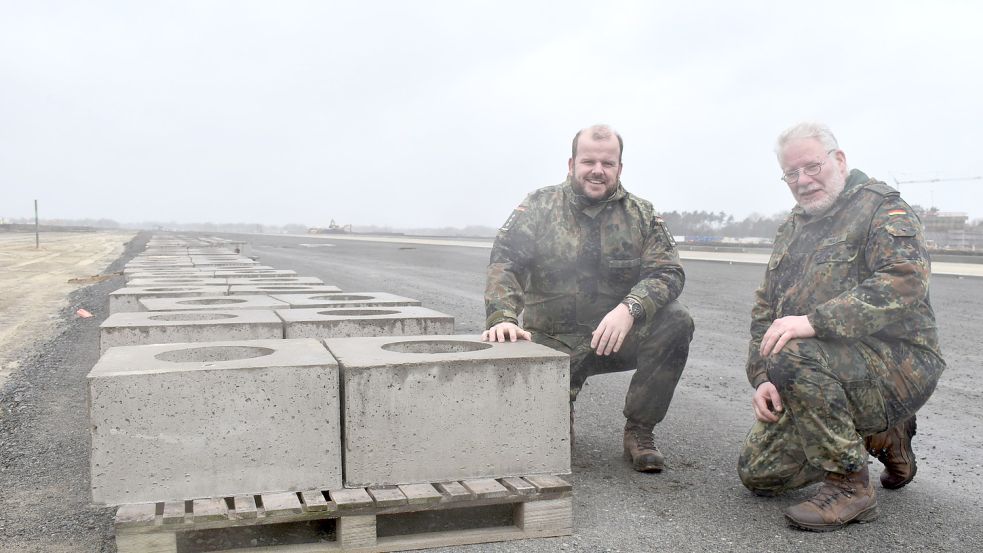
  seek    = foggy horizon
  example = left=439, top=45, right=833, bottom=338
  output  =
left=3, top=1, right=982, bottom=228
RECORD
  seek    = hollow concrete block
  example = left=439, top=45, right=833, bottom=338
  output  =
left=139, top=294, right=290, bottom=312
left=127, top=278, right=229, bottom=287
left=226, top=276, right=325, bottom=286
left=213, top=269, right=296, bottom=278
left=109, top=286, right=230, bottom=314
left=228, top=284, right=342, bottom=296
left=323, top=335, right=570, bottom=487
left=99, top=309, right=284, bottom=354
left=88, top=339, right=342, bottom=505
left=278, top=306, right=453, bottom=339
left=269, top=292, right=421, bottom=309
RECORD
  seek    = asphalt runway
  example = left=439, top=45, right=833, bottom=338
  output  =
left=236, top=233, right=983, bottom=552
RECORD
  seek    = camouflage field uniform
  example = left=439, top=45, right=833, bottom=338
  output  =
left=485, top=178, right=694, bottom=426
left=738, top=169, right=946, bottom=494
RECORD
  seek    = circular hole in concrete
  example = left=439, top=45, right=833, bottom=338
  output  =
left=311, top=295, right=371, bottom=301
left=154, top=345, right=275, bottom=363
left=381, top=341, right=492, bottom=354
left=176, top=298, right=247, bottom=305
left=142, top=287, right=196, bottom=292
left=257, top=286, right=311, bottom=290
left=318, top=309, right=400, bottom=316
left=148, top=313, right=239, bottom=321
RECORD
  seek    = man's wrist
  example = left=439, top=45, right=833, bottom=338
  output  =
left=621, top=297, right=644, bottom=320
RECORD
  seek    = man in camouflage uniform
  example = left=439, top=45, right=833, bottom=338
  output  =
left=738, top=122, right=945, bottom=531
left=482, top=124, right=694, bottom=473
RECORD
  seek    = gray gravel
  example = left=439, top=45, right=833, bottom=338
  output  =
left=1, top=230, right=981, bottom=552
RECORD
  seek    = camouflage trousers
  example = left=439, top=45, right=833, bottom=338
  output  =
left=738, top=337, right=944, bottom=495
left=531, top=301, right=694, bottom=427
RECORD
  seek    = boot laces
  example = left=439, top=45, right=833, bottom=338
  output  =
left=808, top=478, right=854, bottom=508
left=629, top=426, right=656, bottom=450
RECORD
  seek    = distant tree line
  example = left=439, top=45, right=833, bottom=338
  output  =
left=660, top=210, right=787, bottom=238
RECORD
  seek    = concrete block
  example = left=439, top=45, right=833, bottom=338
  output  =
left=109, top=286, right=230, bottom=314
left=88, top=338, right=342, bottom=505
left=269, top=292, right=421, bottom=309
left=127, top=278, right=229, bottom=287
left=228, top=284, right=342, bottom=296
left=123, top=267, right=213, bottom=276
left=323, top=335, right=570, bottom=486
left=99, top=310, right=284, bottom=354
left=212, top=267, right=283, bottom=277
left=140, top=294, right=290, bottom=312
left=277, top=306, right=454, bottom=339
left=226, top=276, right=324, bottom=286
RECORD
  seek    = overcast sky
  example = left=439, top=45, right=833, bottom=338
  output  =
left=2, top=1, right=981, bottom=229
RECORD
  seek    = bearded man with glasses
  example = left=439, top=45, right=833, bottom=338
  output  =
left=738, top=121, right=945, bottom=531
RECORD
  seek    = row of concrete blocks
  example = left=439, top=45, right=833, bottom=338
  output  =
left=100, top=303, right=455, bottom=354
left=89, top=237, right=570, bottom=506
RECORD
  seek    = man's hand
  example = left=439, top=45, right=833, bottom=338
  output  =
left=481, top=322, right=531, bottom=343
left=590, top=303, right=634, bottom=356
left=759, top=315, right=815, bottom=357
left=752, top=382, right=783, bottom=423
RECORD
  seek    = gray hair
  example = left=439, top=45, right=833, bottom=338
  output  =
left=774, top=121, right=840, bottom=158
left=572, top=124, right=624, bottom=162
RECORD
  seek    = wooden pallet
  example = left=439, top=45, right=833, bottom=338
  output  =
left=114, top=475, right=572, bottom=553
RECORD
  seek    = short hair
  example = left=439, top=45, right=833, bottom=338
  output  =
left=774, top=121, right=840, bottom=158
left=572, top=124, right=624, bottom=162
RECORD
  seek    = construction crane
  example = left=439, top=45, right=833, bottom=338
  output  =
left=891, top=174, right=982, bottom=190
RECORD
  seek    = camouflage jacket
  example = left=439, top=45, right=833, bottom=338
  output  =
left=746, top=169, right=943, bottom=388
left=485, top=178, right=684, bottom=335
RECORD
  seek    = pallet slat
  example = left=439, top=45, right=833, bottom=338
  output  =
left=262, top=492, right=303, bottom=517
left=231, top=495, right=257, bottom=520
left=331, top=487, right=374, bottom=510
left=500, top=477, right=537, bottom=496
left=192, top=497, right=228, bottom=522
left=462, top=478, right=509, bottom=499
left=162, top=501, right=185, bottom=525
left=115, top=503, right=157, bottom=529
left=524, top=474, right=572, bottom=493
left=300, top=490, right=333, bottom=512
left=434, top=481, right=474, bottom=502
left=367, top=486, right=407, bottom=507
left=398, top=483, right=443, bottom=505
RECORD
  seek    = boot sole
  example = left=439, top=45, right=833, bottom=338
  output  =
left=623, top=449, right=664, bottom=473
left=784, top=504, right=880, bottom=532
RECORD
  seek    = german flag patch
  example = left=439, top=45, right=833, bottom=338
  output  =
left=887, top=209, right=907, bottom=216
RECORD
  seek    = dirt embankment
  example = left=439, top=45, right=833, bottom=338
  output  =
left=0, top=231, right=136, bottom=390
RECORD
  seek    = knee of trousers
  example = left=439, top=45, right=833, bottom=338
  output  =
left=638, top=301, right=695, bottom=342
left=764, top=338, right=826, bottom=391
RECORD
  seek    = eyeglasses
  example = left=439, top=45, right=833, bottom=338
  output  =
left=781, top=150, right=836, bottom=184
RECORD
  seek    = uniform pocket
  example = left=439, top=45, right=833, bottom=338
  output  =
left=814, top=241, right=859, bottom=263
left=606, top=257, right=641, bottom=286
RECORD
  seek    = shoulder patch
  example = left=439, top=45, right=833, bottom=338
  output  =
left=499, top=204, right=527, bottom=232
left=652, top=215, right=676, bottom=247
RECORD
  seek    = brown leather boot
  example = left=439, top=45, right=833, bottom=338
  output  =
left=865, top=415, right=917, bottom=489
left=784, top=466, right=879, bottom=532
left=623, top=421, right=664, bottom=472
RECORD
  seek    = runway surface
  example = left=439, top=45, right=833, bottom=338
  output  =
left=236, top=232, right=983, bottom=552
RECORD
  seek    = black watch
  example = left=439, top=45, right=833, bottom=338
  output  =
left=621, top=298, right=644, bottom=320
